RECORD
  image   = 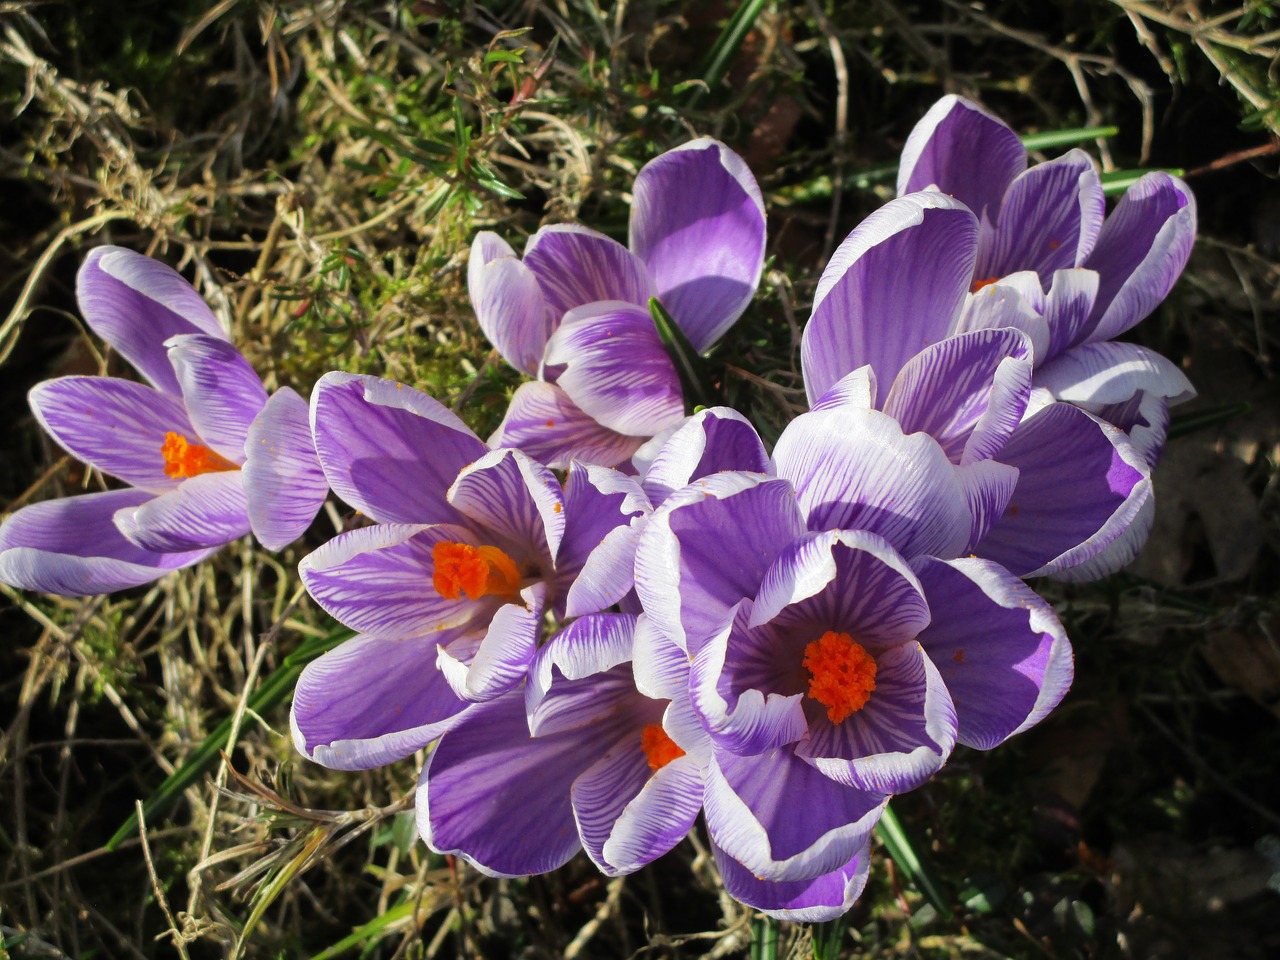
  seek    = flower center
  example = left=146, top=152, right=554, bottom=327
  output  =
left=640, top=723, right=685, bottom=772
left=430, top=541, right=522, bottom=601
left=161, top=432, right=238, bottom=479
left=970, top=276, right=1001, bottom=293
left=802, top=630, right=877, bottom=725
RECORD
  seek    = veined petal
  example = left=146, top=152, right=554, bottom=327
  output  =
left=975, top=402, right=1150, bottom=577
left=291, top=629, right=473, bottom=770
left=437, top=584, right=547, bottom=703
left=912, top=556, right=1073, bottom=748
left=978, top=149, right=1105, bottom=282
left=77, top=246, right=227, bottom=395
left=113, top=471, right=250, bottom=552
left=630, top=138, right=767, bottom=352
left=165, top=333, right=267, bottom=461
left=310, top=372, right=484, bottom=524
left=897, top=95, right=1027, bottom=220
left=587, top=751, right=704, bottom=875
left=526, top=612, right=639, bottom=723
left=468, top=232, right=554, bottom=376
left=713, top=838, right=871, bottom=922
left=956, top=271, right=1051, bottom=363
left=1035, top=340, right=1195, bottom=409
left=242, top=387, right=329, bottom=550
left=28, top=376, right=192, bottom=493
left=704, top=748, right=886, bottom=883
left=1083, top=172, right=1196, bottom=344
left=543, top=301, right=685, bottom=437
left=632, top=613, right=692, bottom=701
left=634, top=472, right=805, bottom=654
left=1043, top=268, right=1102, bottom=361
left=956, top=459, right=1020, bottom=553
left=417, top=689, right=626, bottom=877
left=299, top=522, right=483, bottom=639
left=641, top=406, right=770, bottom=508
left=0, top=490, right=214, bottom=595
left=558, top=463, right=650, bottom=618
left=882, top=328, right=1032, bottom=464
left=488, top=380, right=646, bottom=470
left=811, top=365, right=877, bottom=413
left=803, top=193, right=978, bottom=405
left=448, top=448, right=564, bottom=567
left=523, top=224, right=653, bottom=318
left=771, top=408, right=973, bottom=560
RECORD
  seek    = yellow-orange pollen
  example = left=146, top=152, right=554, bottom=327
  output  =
left=802, top=631, right=878, bottom=725
left=970, top=276, right=1002, bottom=293
left=430, top=541, right=522, bottom=601
left=161, top=432, right=237, bottom=479
left=641, top=724, right=685, bottom=772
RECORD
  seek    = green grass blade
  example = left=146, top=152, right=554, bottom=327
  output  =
left=650, top=297, right=714, bottom=412
left=1167, top=401, right=1251, bottom=440
left=308, top=896, right=418, bottom=960
left=690, top=0, right=770, bottom=107
left=1100, top=167, right=1186, bottom=195
left=749, top=914, right=779, bottom=960
left=875, top=804, right=953, bottom=919
left=105, top=626, right=354, bottom=851
left=1020, top=124, right=1119, bottom=151
left=810, top=916, right=847, bottom=960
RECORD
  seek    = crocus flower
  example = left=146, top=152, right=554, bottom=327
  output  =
left=898, top=94, right=1196, bottom=469
left=469, top=138, right=766, bottom=468
left=290, top=373, right=650, bottom=769
left=802, top=192, right=1153, bottom=578
left=0, top=246, right=329, bottom=596
left=633, top=407, right=1072, bottom=911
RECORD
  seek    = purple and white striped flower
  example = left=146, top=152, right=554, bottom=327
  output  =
left=632, top=408, right=1072, bottom=910
left=0, top=246, right=328, bottom=596
left=470, top=139, right=767, bottom=468
left=802, top=192, right=1154, bottom=578
left=290, top=373, right=650, bottom=769
left=898, top=94, right=1196, bottom=469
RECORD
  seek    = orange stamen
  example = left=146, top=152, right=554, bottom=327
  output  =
left=970, top=276, right=1001, bottom=293
left=431, top=541, right=522, bottom=601
left=161, top=432, right=237, bottom=479
left=802, top=631, right=877, bottom=725
left=641, top=724, right=685, bottom=771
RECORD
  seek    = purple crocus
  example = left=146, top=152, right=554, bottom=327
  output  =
left=469, top=138, right=766, bottom=468
left=0, top=246, right=328, bottom=596
left=802, top=192, right=1154, bottom=578
left=633, top=407, right=1072, bottom=917
left=898, top=94, right=1196, bottom=470
left=290, top=373, right=650, bottom=769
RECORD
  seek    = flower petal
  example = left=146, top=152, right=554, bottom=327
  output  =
left=635, top=472, right=806, bottom=654
left=1035, top=340, right=1195, bottom=410
left=1083, top=172, right=1197, bottom=344
left=165, top=333, right=267, bottom=461
left=978, top=149, right=1105, bottom=282
left=448, top=448, right=564, bottom=567
left=912, top=556, right=1073, bottom=748
left=897, top=95, right=1027, bottom=220
left=290, top=630, right=473, bottom=770
left=956, top=271, right=1051, bottom=363
left=468, top=232, right=554, bottom=376
left=630, top=138, right=767, bottom=352
left=543, top=301, right=685, bottom=437
left=557, top=463, right=651, bottom=618
left=811, top=365, right=877, bottom=413
left=771, top=408, right=973, bottom=560
left=28, top=376, right=191, bottom=493
left=242, top=387, right=329, bottom=550
left=310, top=373, right=485, bottom=524
left=417, top=688, right=629, bottom=877
left=526, top=612, right=639, bottom=723
left=113, top=471, right=250, bottom=552
left=714, top=838, right=871, bottom=922
left=704, top=748, right=886, bottom=882
left=632, top=613, right=692, bottom=701
left=437, top=584, right=547, bottom=703
left=975, top=402, right=1150, bottom=577
left=488, top=380, right=646, bottom=470
left=641, top=406, right=770, bottom=508
left=0, top=490, right=214, bottom=595
left=882, top=328, right=1032, bottom=464
left=803, top=193, right=977, bottom=405
left=522, top=224, right=653, bottom=318
left=299, top=522, right=483, bottom=639
left=77, top=246, right=227, bottom=394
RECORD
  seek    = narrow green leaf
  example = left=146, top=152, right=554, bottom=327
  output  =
left=1167, top=401, right=1250, bottom=440
left=1100, top=167, right=1185, bottom=196
left=483, top=49, right=524, bottom=65
left=308, top=897, right=419, bottom=960
left=875, top=804, right=953, bottom=919
left=750, top=914, right=779, bottom=960
left=1020, top=124, right=1119, bottom=151
left=105, top=627, right=354, bottom=851
left=689, top=0, right=770, bottom=107
left=649, top=297, right=712, bottom=412
left=810, top=916, right=847, bottom=960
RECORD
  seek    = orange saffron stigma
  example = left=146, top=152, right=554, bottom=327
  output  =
left=641, top=724, right=685, bottom=772
left=970, top=276, right=1001, bottom=293
left=161, top=432, right=237, bottom=479
left=430, top=541, right=522, bottom=601
left=802, top=631, right=877, bottom=725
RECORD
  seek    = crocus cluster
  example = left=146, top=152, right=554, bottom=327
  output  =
left=0, top=101, right=1196, bottom=921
